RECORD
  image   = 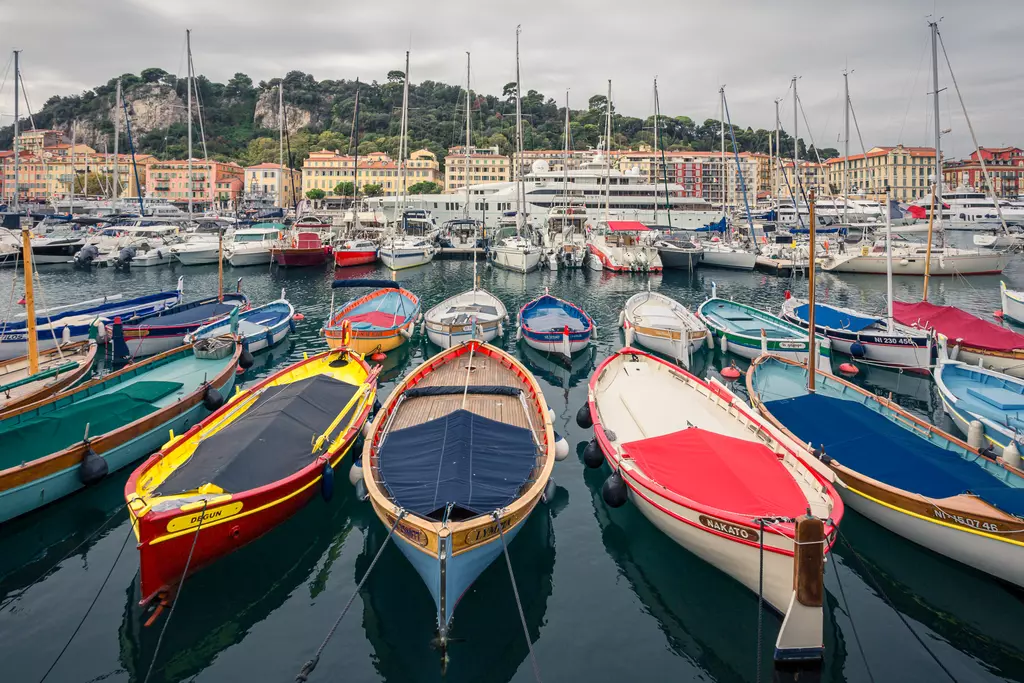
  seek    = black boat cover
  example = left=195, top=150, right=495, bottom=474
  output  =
left=155, top=374, right=359, bottom=495
left=378, top=408, right=538, bottom=518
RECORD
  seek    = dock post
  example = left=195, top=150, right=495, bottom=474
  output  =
left=773, top=514, right=824, bottom=682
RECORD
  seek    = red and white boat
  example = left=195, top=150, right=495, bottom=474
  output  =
left=581, top=347, right=843, bottom=663
left=586, top=220, right=662, bottom=273
left=333, top=238, right=379, bottom=268
left=271, top=231, right=331, bottom=267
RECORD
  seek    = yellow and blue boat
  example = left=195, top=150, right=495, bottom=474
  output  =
left=324, top=279, right=419, bottom=356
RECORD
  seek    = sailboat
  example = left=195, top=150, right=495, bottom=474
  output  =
left=423, top=54, right=509, bottom=350
left=380, top=52, right=437, bottom=272
left=489, top=27, right=542, bottom=274
left=541, top=92, right=588, bottom=270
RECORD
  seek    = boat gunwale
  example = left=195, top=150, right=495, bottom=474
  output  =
left=185, top=299, right=294, bottom=344
left=698, top=297, right=824, bottom=346
left=623, top=291, right=707, bottom=339
left=326, top=287, right=421, bottom=336
left=518, top=294, right=594, bottom=338
left=0, top=340, right=98, bottom=415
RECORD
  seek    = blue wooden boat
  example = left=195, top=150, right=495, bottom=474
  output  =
left=186, top=297, right=295, bottom=354
left=747, top=354, right=1024, bottom=588
left=120, top=292, right=249, bottom=358
left=517, top=292, right=593, bottom=359
left=934, top=360, right=1024, bottom=458
left=0, top=283, right=183, bottom=361
left=0, top=339, right=240, bottom=524
left=362, top=340, right=557, bottom=651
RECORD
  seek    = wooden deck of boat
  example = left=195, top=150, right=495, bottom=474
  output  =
left=389, top=351, right=536, bottom=433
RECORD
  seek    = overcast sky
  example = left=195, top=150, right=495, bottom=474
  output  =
left=2, top=0, right=1020, bottom=158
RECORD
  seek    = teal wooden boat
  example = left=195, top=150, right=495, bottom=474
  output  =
left=0, top=341, right=240, bottom=524
left=697, top=296, right=832, bottom=371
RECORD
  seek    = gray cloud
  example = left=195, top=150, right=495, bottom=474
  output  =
left=1, top=0, right=1020, bottom=157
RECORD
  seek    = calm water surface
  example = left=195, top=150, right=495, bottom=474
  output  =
left=2, top=249, right=1024, bottom=683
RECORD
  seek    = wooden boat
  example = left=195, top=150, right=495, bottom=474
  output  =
left=185, top=297, right=294, bottom=354
left=894, top=300, right=1024, bottom=378
left=126, top=346, right=378, bottom=607
left=270, top=231, right=331, bottom=267
left=362, top=340, right=556, bottom=649
left=698, top=294, right=833, bottom=371
left=620, top=288, right=707, bottom=368
left=582, top=347, right=842, bottom=661
left=747, top=354, right=1024, bottom=588
left=517, top=292, right=593, bottom=359
left=333, top=238, right=379, bottom=268
left=1000, top=281, right=1024, bottom=326
left=120, top=292, right=249, bottom=358
left=324, top=279, right=419, bottom=356
left=424, top=288, right=507, bottom=349
left=0, top=340, right=97, bottom=416
left=934, top=359, right=1024, bottom=458
left=0, top=340, right=240, bottom=524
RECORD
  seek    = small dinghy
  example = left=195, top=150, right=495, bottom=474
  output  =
left=186, top=295, right=295, bottom=355
left=424, top=288, right=508, bottom=349
left=120, top=291, right=249, bottom=358
left=1001, top=281, right=1024, bottom=326
left=518, top=292, right=593, bottom=360
left=362, top=340, right=558, bottom=652
left=934, top=359, right=1024, bottom=458
left=748, top=354, right=1024, bottom=588
left=126, top=346, right=378, bottom=607
left=0, top=339, right=240, bottom=523
left=620, top=287, right=707, bottom=368
left=324, top=279, right=420, bottom=356
left=580, top=347, right=843, bottom=663
left=698, top=288, right=832, bottom=371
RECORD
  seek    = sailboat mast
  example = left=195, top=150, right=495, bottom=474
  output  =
left=719, top=87, right=725, bottom=212
left=514, top=27, right=525, bottom=235
left=186, top=29, right=193, bottom=220
left=652, top=78, right=659, bottom=224
left=399, top=50, right=410, bottom=219
left=352, top=81, right=360, bottom=209
left=843, top=70, right=849, bottom=225
left=13, top=52, right=35, bottom=373
left=603, top=79, right=611, bottom=223
left=774, top=99, right=780, bottom=215
left=885, top=185, right=894, bottom=332
left=807, top=189, right=816, bottom=393
left=12, top=50, right=18, bottom=212
left=792, top=77, right=799, bottom=214
left=562, top=90, right=569, bottom=228
left=113, top=79, right=121, bottom=208
left=69, top=123, right=75, bottom=215
left=278, top=81, right=284, bottom=208
left=655, top=79, right=672, bottom=228
left=464, top=52, right=471, bottom=221
left=930, top=21, right=942, bottom=231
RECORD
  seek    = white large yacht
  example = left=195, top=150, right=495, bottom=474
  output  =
left=366, top=157, right=726, bottom=230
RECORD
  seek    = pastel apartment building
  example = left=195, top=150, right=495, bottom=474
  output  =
left=825, top=145, right=936, bottom=202
left=145, top=159, right=245, bottom=205
left=942, top=147, right=1024, bottom=198
left=301, top=149, right=439, bottom=197
left=444, top=146, right=510, bottom=193
left=244, top=163, right=302, bottom=206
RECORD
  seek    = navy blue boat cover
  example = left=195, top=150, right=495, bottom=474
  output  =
left=766, top=393, right=1024, bottom=517
left=378, top=409, right=538, bottom=517
left=793, top=304, right=879, bottom=333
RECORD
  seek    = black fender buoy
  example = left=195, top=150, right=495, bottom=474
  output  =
left=849, top=341, right=867, bottom=358
left=583, top=438, right=604, bottom=469
left=238, top=347, right=255, bottom=369
left=541, top=478, right=557, bottom=504
left=78, top=444, right=108, bottom=485
left=320, top=460, right=335, bottom=501
left=203, top=385, right=225, bottom=411
left=602, top=471, right=628, bottom=508
left=576, top=402, right=593, bottom=429
left=373, top=398, right=382, bottom=415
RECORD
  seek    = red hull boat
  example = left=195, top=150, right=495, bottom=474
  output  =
left=334, top=239, right=379, bottom=268
left=271, top=231, right=331, bottom=267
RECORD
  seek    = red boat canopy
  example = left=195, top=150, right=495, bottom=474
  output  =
left=893, top=301, right=1024, bottom=352
left=621, top=428, right=808, bottom=517
left=606, top=221, right=649, bottom=232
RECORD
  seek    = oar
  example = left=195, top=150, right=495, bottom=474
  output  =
left=311, top=366, right=380, bottom=453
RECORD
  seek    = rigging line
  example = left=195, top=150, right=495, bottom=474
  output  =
left=142, top=501, right=208, bottom=683
left=897, top=34, right=931, bottom=144
left=829, top=555, right=877, bottom=683
left=0, top=53, right=13, bottom=110
left=38, top=519, right=136, bottom=683
left=494, top=509, right=543, bottom=683
left=0, top=504, right=127, bottom=613
left=836, top=530, right=958, bottom=682
left=188, top=51, right=209, bottom=162
left=755, top=518, right=764, bottom=683
left=19, top=70, right=37, bottom=131
left=295, top=510, right=407, bottom=682
left=796, top=93, right=835, bottom=198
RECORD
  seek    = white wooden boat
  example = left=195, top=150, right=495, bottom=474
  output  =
left=423, top=288, right=507, bottom=349
left=934, top=359, right=1024, bottom=458
left=1001, top=281, right=1024, bottom=326
left=379, top=235, right=435, bottom=271
left=620, top=289, right=707, bottom=368
left=581, top=347, right=842, bottom=662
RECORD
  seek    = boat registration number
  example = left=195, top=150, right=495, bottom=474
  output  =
left=167, top=502, right=244, bottom=533
left=777, top=341, right=806, bottom=350
left=698, top=514, right=760, bottom=542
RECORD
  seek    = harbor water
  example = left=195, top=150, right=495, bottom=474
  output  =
left=2, top=254, right=1024, bottom=683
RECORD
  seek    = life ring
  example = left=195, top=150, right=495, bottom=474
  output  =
left=339, top=319, right=353, bottom=347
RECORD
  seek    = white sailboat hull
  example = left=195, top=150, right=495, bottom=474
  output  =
left=1001, top=282, right=1024, bottom=325
left=700, top=247, right=756, bottom=271
left=173, top=246, right=221, bottom=265
left=490, top=247, right=542, bottom=273
left=823, top=251, right=1009, bottom=276
left=380, top=247, right=434, bottom=270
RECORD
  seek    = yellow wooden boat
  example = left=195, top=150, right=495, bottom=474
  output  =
left=324, top=279, right=419, bottom=356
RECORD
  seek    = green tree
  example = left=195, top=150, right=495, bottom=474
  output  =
left=387, top=70, right=405, bottom=83
left=362, top=183, right=384, bottom=197
left=73, top=172, right=109, bottom=195
left=305, top=188, right=326, bottom=200
left=333, top=181, right=355, bottom=196
left=408, top=181, right=442, bottom=194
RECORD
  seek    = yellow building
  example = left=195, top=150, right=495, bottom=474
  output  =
left=825, top=145, right=936, bottom=202
left=244, top=163, right=301, bottom=206
left=444, top=146, right=510, bottom=193
left=779, top=160, right=827, bottom=199
left=301, top=149, right=438, bottom=197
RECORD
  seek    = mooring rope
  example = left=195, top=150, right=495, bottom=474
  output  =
left=295, top=510, right=406, bottom=682
left=830, top=552, right=876, bottom=683
left=755, top=517, right=765, bottom=683
left=142, top=501, right=208, bottom=683
left=0, top=504, right=126, bottom=614
left=494, top=510, right=542, bottom=683
left=837, top=529, right=957, bottom=682
left=38, top=519, right=135, bottom=683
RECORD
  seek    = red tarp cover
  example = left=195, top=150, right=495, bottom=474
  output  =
left=606, top=221, right=649, bottom=232
left=893, top=301, right=1024, bottom=352
left=621, top=428, right=808, bottom=517
left=346, top=311, right=405, bottom=328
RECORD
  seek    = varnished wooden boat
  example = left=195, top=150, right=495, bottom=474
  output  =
left=362, top=340, right=556, bottom=650
left=126, top=347, right=378, bottom=607
left=0, top=339, right=97, bottom=416
left=324, top=279, right=419, bottom=356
